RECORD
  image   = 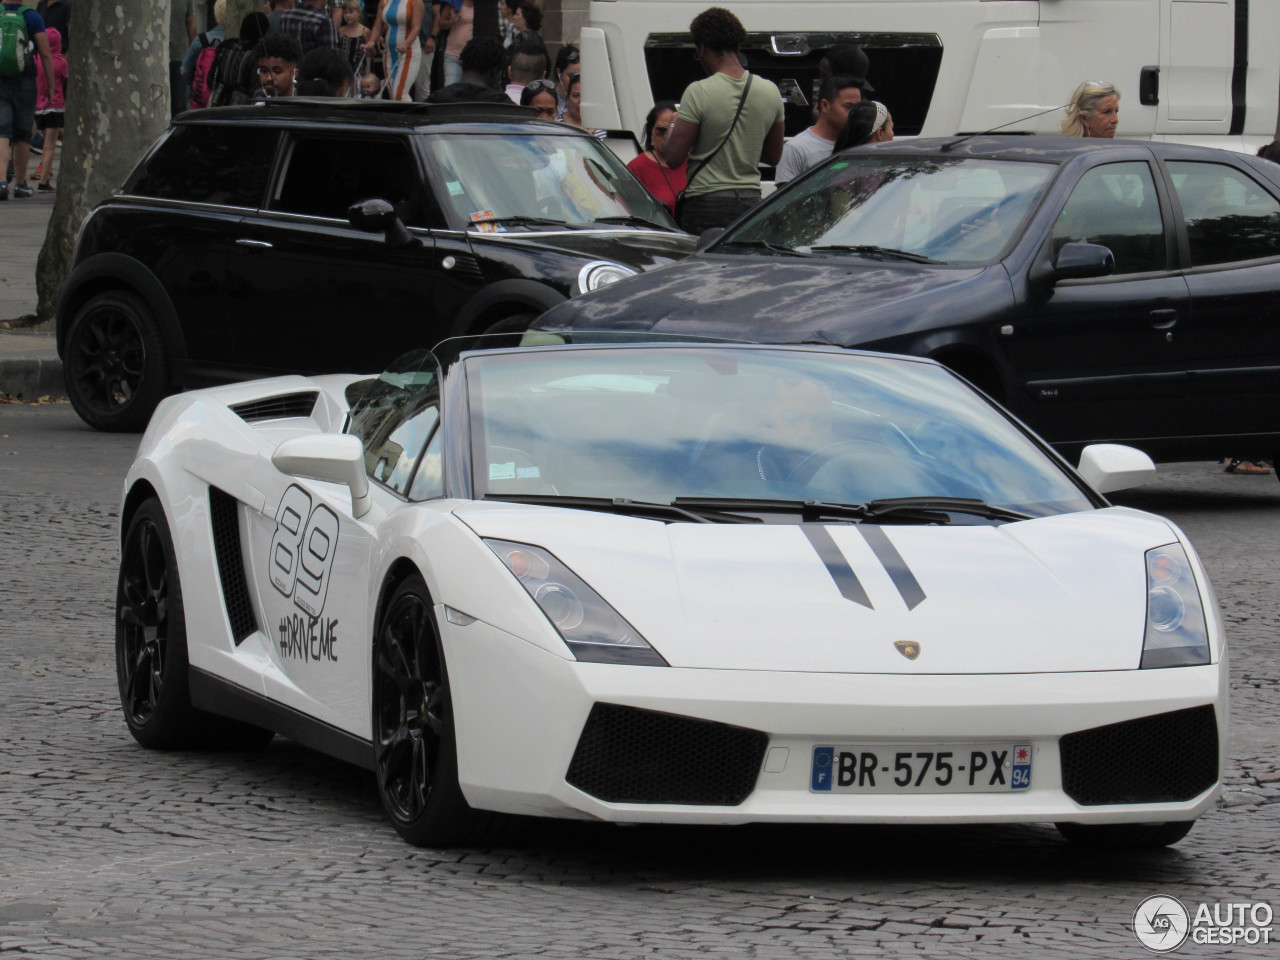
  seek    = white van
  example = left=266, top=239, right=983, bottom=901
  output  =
left=580, top=0, right=1280, bottom=154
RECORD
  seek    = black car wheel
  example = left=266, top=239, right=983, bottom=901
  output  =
left=117, top=499, right=199, bottom=748
left=482, top=312, right=537, bottom=335
left=373, top=574, right=499, bottom=846
left=65, top=291, right=170, bottom=432
left=117, top=498, right=274, bottom=751
left=1055, top=820, right=1195, bottom=849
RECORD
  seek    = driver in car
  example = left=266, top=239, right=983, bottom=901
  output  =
left=695, top=374, right=837, bottom=497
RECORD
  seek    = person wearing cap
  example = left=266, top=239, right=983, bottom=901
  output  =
left=819, top=42, right=873, bottom=93
left=775, top=74, right=861, bottom=185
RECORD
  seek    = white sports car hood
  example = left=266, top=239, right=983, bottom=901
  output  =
left=453, top=504, right=1180, bottom=674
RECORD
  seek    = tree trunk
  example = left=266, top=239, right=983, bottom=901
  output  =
left=34, top=2, right=171, bottom=330
left=474, top=0, right=499, bottom=38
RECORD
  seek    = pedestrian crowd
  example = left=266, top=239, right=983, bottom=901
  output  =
left=0, top=0, right=68, bottom=199
left=165, top=0, right=588, bottom=115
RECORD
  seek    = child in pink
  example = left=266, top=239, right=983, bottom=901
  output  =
left=35, top=26, right=68, bottom=192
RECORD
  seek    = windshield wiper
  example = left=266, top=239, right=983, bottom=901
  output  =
left=467, top=215, right=568, bottom=230
left=860, top=497, right=1033, bottom=523
left=674, top=496, right=1031, bottom=524
left=674, top=498, right=875, bottom=522
left=484, top=494, right=762, bottom=524
left=591, top=215, right=675, bottom=230
left=717, top=239, right=816, bottom=258
left=807, top=244, right=940, bottom=264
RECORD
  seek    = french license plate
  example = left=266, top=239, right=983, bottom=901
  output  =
left=810, top=743, right=1032, bottom=794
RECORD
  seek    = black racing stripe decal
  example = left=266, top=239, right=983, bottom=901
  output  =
left=801, top=525, right=872, bottom=609
left=858, top=525, right=926, bottom=611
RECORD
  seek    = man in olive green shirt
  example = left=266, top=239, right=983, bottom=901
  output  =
left=662, top=6, right=784, bottom=235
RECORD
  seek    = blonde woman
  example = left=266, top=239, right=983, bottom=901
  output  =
left=1061, top=81, right=1120, bottom=138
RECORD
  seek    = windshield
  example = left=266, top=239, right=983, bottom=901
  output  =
left=465, top=346, right=1092, bottom=518
left=421, top=132, right=676, bottom=231
left=723, top=156, right=1054, bottom=264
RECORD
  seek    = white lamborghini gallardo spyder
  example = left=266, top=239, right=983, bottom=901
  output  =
left=115, top=335, right=1227, bottom=847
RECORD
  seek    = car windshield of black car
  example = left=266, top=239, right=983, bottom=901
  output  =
left=421, top=133, right=674, bottom=231
left=725, top=156, right=1055, bottom=265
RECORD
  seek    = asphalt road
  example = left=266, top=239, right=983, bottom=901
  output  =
left=1, top=403, right=1277, bottom=959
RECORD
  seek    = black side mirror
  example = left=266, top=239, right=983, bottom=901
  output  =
left=696, top=227, right=726, bottom=251
left=1052, top=241, right=1114, bottom=281
left=347, top=198, right=419, bottom=249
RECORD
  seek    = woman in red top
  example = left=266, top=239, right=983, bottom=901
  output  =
left=626, top=100, right=687, bottom=218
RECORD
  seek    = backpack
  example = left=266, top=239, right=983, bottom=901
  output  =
left=207, top=38, right=257, bottom=107
left=0, top=7, right=29, bottom=79
left=190, top=35, right=223, bottom=108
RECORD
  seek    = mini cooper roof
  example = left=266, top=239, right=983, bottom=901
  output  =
left=174, top=98, right=577, bottom=134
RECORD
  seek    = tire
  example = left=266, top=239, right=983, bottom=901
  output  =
left=116, top=498, right=200, bottom=748
left=65, top=291, right=170, bottom=432
left=482, top=312, right=537, bottom=335
left=116, top=498, right=275, bottom=751
left=372, top=574, right=500, bottom=846
left=1055, top=820, right=1195, bottom=849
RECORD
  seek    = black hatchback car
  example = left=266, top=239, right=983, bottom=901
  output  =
left=58, top=99, right=694, bottom=430
left=540, top=136, right=1280, bottom=466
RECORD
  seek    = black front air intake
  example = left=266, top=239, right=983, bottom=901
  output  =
left=230, top=391, right=318, bottom=422
left=1059, top=705, right=1219, bottom=806
left=566, top=703, right=768, bottom=806
left=208, top=487, right=258, bottom=645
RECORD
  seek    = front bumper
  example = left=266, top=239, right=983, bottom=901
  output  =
left=441, top=613, right=1227, bottom=826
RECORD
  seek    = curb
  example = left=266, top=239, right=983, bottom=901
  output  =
left=0, top=357, right=66, bottom=399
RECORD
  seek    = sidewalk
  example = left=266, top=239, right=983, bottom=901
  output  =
left=0, top=185, right=62, bottom=398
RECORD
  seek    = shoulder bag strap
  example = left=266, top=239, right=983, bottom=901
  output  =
left=684, top=72, right=754, bottom=190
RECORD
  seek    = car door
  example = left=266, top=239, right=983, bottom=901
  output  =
left=122, top=122, right=279, bottom=377
left=226, top=131, right=438, bottom=377
left=242, top=468, right=379, bottom=739
left=1163, top=158, right=1280, bottom=438
left=1007, top=158, right=1190, bottom=446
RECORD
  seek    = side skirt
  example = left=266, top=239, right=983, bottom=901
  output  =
left=189, top=668, right=376, bottom=771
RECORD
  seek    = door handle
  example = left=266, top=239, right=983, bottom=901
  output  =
left=1149, top=308, right=1178, bottom=330
left=236, top=239, right=273, bottom=249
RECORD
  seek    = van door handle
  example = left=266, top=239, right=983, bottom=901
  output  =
left=1149, top=309, right=1178, bottom=329
left=236, top=239, right=273, bottom=249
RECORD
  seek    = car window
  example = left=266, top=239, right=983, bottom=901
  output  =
left=1167, top=160, right=1280, bottom=266
left=465, top=346, right=1093, bottom=517
left=345, top=350, right=442, bottom=497
left=128, top=124, right=277, bottom=208
left=272, top=135, right=425, bottom=226
left=419, top=132, right=673, bottom=229
left=723, top=156, right=1053, bottom=264
left=1051, top=162, right=1166, bottom=274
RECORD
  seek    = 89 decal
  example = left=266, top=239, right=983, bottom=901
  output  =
left=270, top=484, right=339, bottom=617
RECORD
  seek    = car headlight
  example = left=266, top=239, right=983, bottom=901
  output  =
left=576, top=260, right=637, bottom=294
left=1141, top=544, right=1210, bottom=668
left=485, top=538, right=666, bottom=666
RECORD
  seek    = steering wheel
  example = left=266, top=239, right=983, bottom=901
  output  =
left=786, top=440, right=885, bottom=485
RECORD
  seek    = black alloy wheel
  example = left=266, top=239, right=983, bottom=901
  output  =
left=482, top=312, right=537, bottom=335
left=65, top=291, right=169, bottom=432
left=1055, top=820, right=1195, bottom=849
left=373, top=575, right=497, bottom=846
left=116, top=499, right=198, bottom=748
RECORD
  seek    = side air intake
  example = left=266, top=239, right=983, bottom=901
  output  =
left=208, top=487, right=258, bottom=644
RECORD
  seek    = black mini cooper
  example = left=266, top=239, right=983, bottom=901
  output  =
left=58, top=99, right=694, bottom=430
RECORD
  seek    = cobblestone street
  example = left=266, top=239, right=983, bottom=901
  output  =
left=1, top=405, right=1277, bottom=959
